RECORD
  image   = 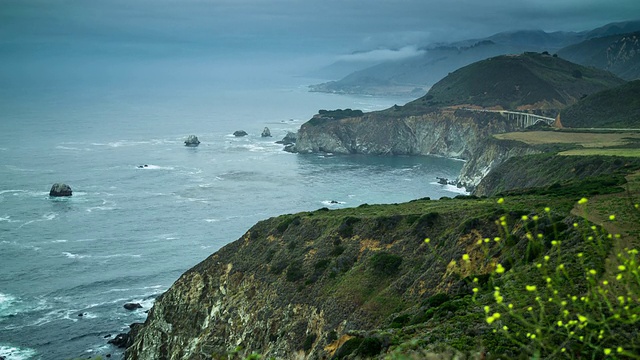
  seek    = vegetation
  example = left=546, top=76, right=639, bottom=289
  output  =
left=307, top=109, right=365, bottom=125
left=559, top=80, right=640, bottom=129
left=400, top=52, right=625, bottom=113
left=475, top=152, right=640, bottom=197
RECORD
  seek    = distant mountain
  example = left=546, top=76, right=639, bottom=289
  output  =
left=558, top=32, right=640, bottom=80
left=559, top=80, right=640, bottom=128
left=401, top=52, right=626, bottom=113
left=583, top=19, right=640, bottom=39
left=310, top=20, right=640, bottom=96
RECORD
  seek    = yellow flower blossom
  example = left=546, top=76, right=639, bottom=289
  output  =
left=526, top=285, right=537, bottom=292
left=578, top=197, right=588, bottom=204
left=497, top=198, right=504, bottom=204
left=495, top=264, right=505, bottom=274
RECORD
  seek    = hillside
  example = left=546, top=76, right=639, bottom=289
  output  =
left=125, top=163, right=640, bottom=359
left=558, top=80, right=640, bottom=128
left=401, top=52, right=626, bottom=113
left=309, top=20, right=640, bottom=96
left=309, top=31, right=581, bottom=97
left=558, top=32, right=640, bottom=80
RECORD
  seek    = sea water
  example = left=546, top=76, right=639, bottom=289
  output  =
left=0, top=77, right=465, bottom=359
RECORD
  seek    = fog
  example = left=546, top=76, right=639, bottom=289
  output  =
left=1, top=0, right=638, bottom=86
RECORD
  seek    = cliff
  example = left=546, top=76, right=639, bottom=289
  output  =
left=457, top=138, right=542, bottom=192
left=294, top=53, right=625, bottom=189
left=125, top=163, right=640, bottom=359
left=125, top=192, right=605, bottom=359
left=295, top=109, right=516, bottom=159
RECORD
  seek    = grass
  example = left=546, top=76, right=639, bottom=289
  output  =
left=559, top=148, right=640, bottom=157
left=493, top=131, right=640, bottom=148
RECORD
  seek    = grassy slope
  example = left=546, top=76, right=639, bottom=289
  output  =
left=399, top=52, right=625, bottom=114
left=223, top=171, right=640, bottom=358
left=559, top=80, right=640, bottom=128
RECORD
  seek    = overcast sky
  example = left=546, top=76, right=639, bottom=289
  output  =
left=1, top=0, right=639, bottom=77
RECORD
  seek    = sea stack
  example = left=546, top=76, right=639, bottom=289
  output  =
left=233, top=130, right=248, bottom=137
left=49, top=183, right=72, bottom=197
left=184, top=135, right=200, bottom=147
left=261, top=127, right=272, bottom=137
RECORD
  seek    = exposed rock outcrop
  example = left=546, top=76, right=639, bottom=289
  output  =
left=49, top=183, right=72, bottom=197
left=184, top=135, right=200, bottom=147
left=458, top=138, right=542, bottom=192
left=276, top=131, right=297, bottom=145
left=293, top=109, right=529, bottom=189
left=261, top=127, right=272, bottom=137
left=233, top=130, right=248, bottom=137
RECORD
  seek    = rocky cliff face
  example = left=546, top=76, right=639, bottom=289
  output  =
left=125, top=190, right=614, bottom=359
left=294, top=109, right=526, bottom=189
left=458, top=138, right=542, bottom=192
left=126, top=197, right=563, bottom=360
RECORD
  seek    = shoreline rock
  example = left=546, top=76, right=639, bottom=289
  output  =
left=123, top=303, right=142, bottom=311
left=261, top=127, right=272, bottom=137
left=233, top=130, right=248, bottom=137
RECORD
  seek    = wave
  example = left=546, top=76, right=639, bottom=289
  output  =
left=135, top=164, right=174, bottom=170
left=0, top=190, right=26, bottom=195
left=19, top=212, right=58, bottom=229
left=55, top=145, right=92, bottom=151
left=0, top=345, right=38, bottom=360
left=0, top=293, right=18, bottom=318
left=0, top=293, right=50, bottom=322
left=430, top=182, right=470, bottom=195
left=86, top=206, right=115, bottom=213
left=0, top=216, right=21, bottom=223
left=62, top=252, right=91, bottom=259
left=62, top=252, right=142, bottom=260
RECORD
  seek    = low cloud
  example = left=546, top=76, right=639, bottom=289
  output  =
left=336, top=46, right=426, bottom=63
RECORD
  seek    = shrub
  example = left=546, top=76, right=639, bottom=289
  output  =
left=303, top=334, right=317, bottom=352
left=357, top=337, right=383, bottom=357
left=370, top=252, right=403, bottom=276
left=286, top=261, right=304, bottom=282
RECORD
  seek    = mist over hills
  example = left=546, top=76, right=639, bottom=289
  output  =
left=310, top=19, right=640, bottom=96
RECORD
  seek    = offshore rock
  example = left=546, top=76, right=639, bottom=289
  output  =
left=184, top=135, right=200, bottom=147
left=124, top=303, right=143, bottom=311
left=233, top=130, right=248, bottom=137
left=49, top=183, right=72, bottom=197
left=261, top=127, right=272, bottom=137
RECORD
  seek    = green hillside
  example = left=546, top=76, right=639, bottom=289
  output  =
left=402, top=52, right=625, bottom=113
left=559, top=80, right=640, bottom=128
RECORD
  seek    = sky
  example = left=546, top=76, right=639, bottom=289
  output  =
left=1, top=0, right=639, bottom=81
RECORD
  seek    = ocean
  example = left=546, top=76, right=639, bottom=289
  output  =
left=0, top=71, right=466, bottom=360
